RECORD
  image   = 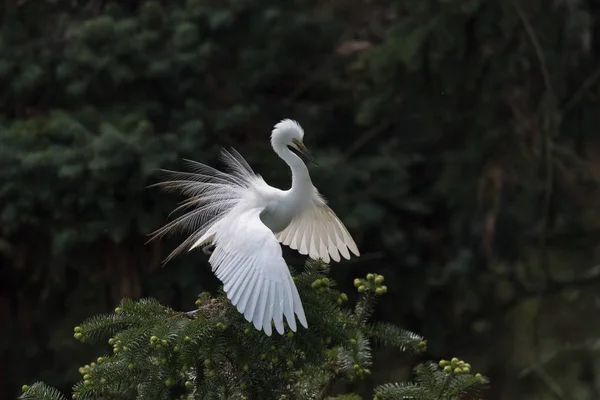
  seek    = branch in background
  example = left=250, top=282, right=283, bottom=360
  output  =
left=342, top=120, right=392, bottom=161
left=513, top=0, right=555, bottom=104
left=283, top=57, right=336, bottom=104
left=563, top=66, right=600, bottom=115
left=528, top=364, right=573, bottom=400
left=500, top=265, right=600, bottom=315
left=519, top=338, right=600, bottom=378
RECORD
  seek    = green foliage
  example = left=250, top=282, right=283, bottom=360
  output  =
left=326, top=396, right=362, bottom=400
left=19, top=383, right=68, bottom=400
left=0, top=1, right=345, bottom=394
left=20, top=262, right=487, bottom=400
left=0, top=0, right=341, bottom=250
left=5, top=0, right=600, bottom=398
left=374, top=361, right=487, bottom=400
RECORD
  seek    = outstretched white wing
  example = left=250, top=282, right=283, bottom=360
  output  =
left=208, top=207, right=307, bottom=336
left=275, top=198, right=360, bottom=263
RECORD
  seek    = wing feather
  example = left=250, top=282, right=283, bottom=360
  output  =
left=292, top=282, right=307, bottom=327
left=209, top=207, right=307, bottom=336
left=255, top=281, right=268, bottom=331
left=276, top=198, right=360, bottom=262
left=263, top=284, right=274, bottom=336
left=273, top=282, right=284, bottom=334
left=279, top=226, right=294, bottom=247
left=245, top=277, right=262, bottom=323
left=282, top=277, right=296, bottom=331
left=229, top=259, right=252, bottom=302
left=236, top=268, right=257, bottom=312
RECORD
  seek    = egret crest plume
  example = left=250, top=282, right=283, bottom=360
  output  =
left=150, top=119, right=360, bottom=335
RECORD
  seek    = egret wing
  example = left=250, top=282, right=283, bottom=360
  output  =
left=275, top=198, right=360, bottom=263
left=209, top=207, right=307, bottom=336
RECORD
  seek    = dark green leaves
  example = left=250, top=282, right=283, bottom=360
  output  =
left=19, top=383, right=68, bottom=400
left=21, top=263, right=488, bottom=400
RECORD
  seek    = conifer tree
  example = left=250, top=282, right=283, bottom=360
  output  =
left=19, top=261, right=488, bottom=400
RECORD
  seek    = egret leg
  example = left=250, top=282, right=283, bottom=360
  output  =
left=202, top=244, right=216, bottom=256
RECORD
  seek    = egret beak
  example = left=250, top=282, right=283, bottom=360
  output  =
left=292, top=139, right=318, bottom=167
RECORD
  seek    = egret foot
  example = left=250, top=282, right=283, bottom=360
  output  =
left=202, top=244, right=215, bottom=256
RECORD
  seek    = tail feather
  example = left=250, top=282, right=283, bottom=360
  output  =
left=183, top=158, right=249, bottom=188
left=150, top=200, right=235, bottom=240
left=219, top=148, right=255, bottom=183
left=148, top=148, right=255, bottom=264
left=161, top=223, right=218, bottom=265
left=168, top=197, right=237, bottom=218
left=153, top=167, right=237, bottom=185
left=153, top=179, right=244, bottom=199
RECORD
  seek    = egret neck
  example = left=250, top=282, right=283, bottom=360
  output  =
left=272, top=139, right=314, bottom=209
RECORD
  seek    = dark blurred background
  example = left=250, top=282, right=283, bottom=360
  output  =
left=3, top=0, right=600, bottom=398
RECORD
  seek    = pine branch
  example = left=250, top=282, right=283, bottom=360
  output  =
left=374, top=359, right=489, bottom=400
left=375, top=382, right=428, bottom=400
left=20, top=383, right=68, bottom=400
left=20, top=263, right=489, bottom=400
left=367, top=322, right=425, bottom=353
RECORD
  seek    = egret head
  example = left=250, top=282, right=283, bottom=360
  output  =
left=271, top=119, right=317, bottom=165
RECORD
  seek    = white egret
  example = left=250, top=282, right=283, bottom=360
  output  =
left=151, top=119, right=360, bottom=335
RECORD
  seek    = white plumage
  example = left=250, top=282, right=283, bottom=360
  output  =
left=151, top=119, right=360, bottom=335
